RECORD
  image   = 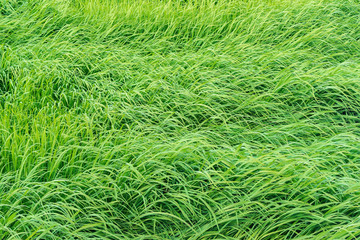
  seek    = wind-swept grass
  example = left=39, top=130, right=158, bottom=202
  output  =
left=1, top=0, right=360, bottom=239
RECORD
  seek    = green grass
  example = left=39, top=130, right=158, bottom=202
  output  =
left=1, top=0, right=360, bottom=239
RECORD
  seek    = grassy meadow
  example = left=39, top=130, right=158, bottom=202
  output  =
left=1, top=0, right=360, bottom=239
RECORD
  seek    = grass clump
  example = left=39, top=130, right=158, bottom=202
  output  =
left=1, top=0, right=360, bottom=239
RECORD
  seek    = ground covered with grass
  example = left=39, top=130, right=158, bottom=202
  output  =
left=1, top=0, right=360, bottom=239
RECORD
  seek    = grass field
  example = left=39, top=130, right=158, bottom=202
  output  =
left=1, top=0, right=360, bottom=239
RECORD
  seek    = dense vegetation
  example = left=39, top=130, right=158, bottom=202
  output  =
left=1, top=0, right=360, bottom=239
